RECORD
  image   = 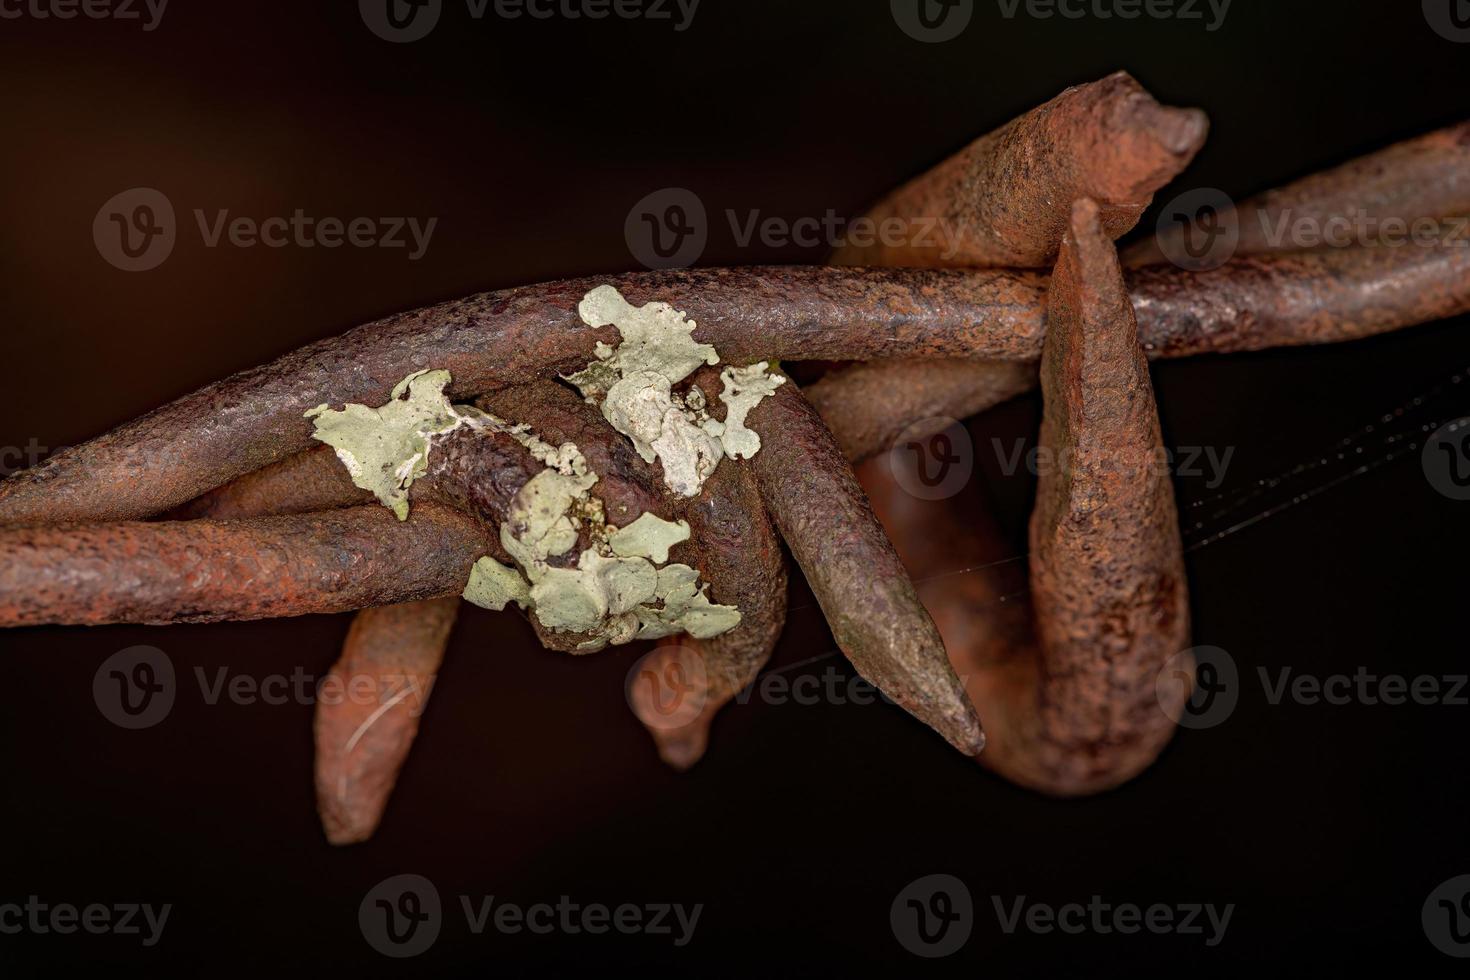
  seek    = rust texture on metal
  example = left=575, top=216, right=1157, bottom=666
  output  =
left=808, top=358, right=1037, bottom=462
left=1, top=75, right=1467, bottom=845
left=8, top=237, right=1468, bottom=526
left=815, top=115, right=1470, bottom=462
left=0, top=265, right=1049, bottom=526
left=1002, top=200, right=1189, bottom=793
left=629, top=426, right=788, bottom=770
left=855, top=203, right=1191, bottom=794
left=832, top=72, right=1208, bottom=268
left=811, top=238, right=1470, bottom=461
left=316, top=596, right=460, bottom=845
left=744, top=373, right=985, bottom=755
left=0, top=503, right=494, bottom=627
left=1126, top=120, right=1470, bottom=267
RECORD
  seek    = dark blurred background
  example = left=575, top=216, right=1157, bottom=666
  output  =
left=2, top=0, right=1468, bottom=975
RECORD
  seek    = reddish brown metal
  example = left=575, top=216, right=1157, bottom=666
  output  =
left=980, top=201, right=1190, bottom=793
left=170, top=445, right=364, bottom=520
left=1126, top=119, right=1470, bottom=267
left=809, top=238, right=1470, bottom=461
left=8, top=230, right=1468, bottom=526
left=808, top=359, right=1036, bottom=462
left=316, top=596, right=459, bottom=845
left=0, top=265, right=1048, bottom=526
left=628, top=424, right=788, bottom=770
left=0, top=503, right=494, bottom=627
left=744, top=373, right=985, bottom=755
left=2, top=86, right=1467, bottom=834
left=833, top=72, right=1207, bottom=269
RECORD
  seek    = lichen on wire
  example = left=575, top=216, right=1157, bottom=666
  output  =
left=3, top=71, right=1467, bottom=842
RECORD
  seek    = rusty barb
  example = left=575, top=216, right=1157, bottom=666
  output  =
left=2, top=71, right=1467, bottom=843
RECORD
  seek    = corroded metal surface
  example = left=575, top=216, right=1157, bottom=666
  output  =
left=0, top=83, right=1465, bottom=845
left=0, top=503, right=494, bottom=626
left=1002, top=200, right=1190, bottom=793
left=7, top=234, right=1467, bottom=525
left=811, top=239, right=1470, bottom=460
left=745, top=374, right=985, bottom=755
left=833, top=72, right=1207, bottom=268
left=1126, top=119, right=1470, bottom=267
left=808, top=358, right=1037, bottom=462
left=315, top=597, right=460, bottom=845
left=0, top=265, right=1049, bottom=526
left=846, top=204, right=1192, bottom=792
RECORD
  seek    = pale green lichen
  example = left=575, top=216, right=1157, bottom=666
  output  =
left=529, top=551, right=657, bottom=634
left=319, top=364, right=741, bottom=649
left=501, top=468, right=599, bottom=564
left=473, top=430, right=739, bottom=651
left=307, top=371, right=593, bottom=522
left=304, top=369, right=472, bottom=520
left=564, top=286, right=785, bottom=497
left=633, top=563, right=743, bottom=640
left=566, top=284, right=718, bottom=396
left=712, top=362, right=785, bottom=460
left=608, top=512, right=691, bottom=563
left=463, top=557, right=531, bottom=611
